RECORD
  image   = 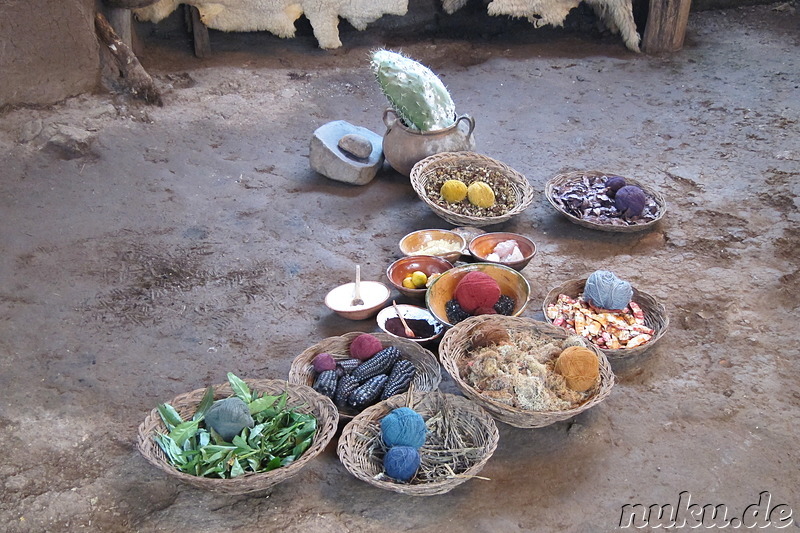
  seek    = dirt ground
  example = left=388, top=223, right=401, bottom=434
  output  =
left=1, top=3, right=798, bottom=532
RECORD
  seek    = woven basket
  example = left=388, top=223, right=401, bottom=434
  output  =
left=137, top=379, right=339, bottom=494
left=438, top=315, right=615, bottom=428
left=410, top=151, right=535, bottom=227
left=288, top=332, right=442, bottom=420
left=337, top=391, right=499, bottom=496
left=542, top=278, right=669, bottom=359
left=545, top=170, right=666, bottom=233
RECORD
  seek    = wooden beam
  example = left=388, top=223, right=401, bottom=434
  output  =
left=95, top=12, right=163, bottom=106
left=106, top=7, right=132, bottom=48
left=187, top=6, right=211, bottom=58
left=643, top=0, right=692, bottom=53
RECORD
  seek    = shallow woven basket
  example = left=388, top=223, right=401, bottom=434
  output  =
left=137, top=379, right=339, bottom=494
left=288, top=332, right=442, bottom=420
left=410, top=151, right=535, bottom=227
left=542, top=278, right=669, bottom=359
left=337, top=391, right=499, bottom=496
left=438, top=315, right=615, bottom=428
left=545, top=170, right=666, bottom=233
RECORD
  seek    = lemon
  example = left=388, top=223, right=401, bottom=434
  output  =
left=467, top=181, right=496, bottom=208
left=402, top=276, right=417, bottom=289
left=411, top=271, right=428, bottom=288
left=440, top=180, right=468, bottom=203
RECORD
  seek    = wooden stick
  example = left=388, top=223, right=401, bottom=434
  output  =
left=95, top=12, right=163, bottom=106
left=642, top=0, right=692, bottom=53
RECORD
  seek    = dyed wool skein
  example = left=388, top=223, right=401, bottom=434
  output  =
left=380, top=407, right=427, bottom=448
left=554, top=346, right=600, bottom=392
left=454, top=271, right=501, bottom=314
left=204, top=397, right=254, bottom=442
left=349, top=333, right=383, bottom=360
left=583, top=270, right=633, bottom=311
left=384, top=446, right=421, bottom=482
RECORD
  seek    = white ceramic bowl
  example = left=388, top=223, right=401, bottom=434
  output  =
left=325, top=281, right=391, bottom=320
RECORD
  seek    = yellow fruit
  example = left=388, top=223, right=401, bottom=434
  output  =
left=411, top=271, right=428, bottom=288
left=440, top=180, right=468, bottom=203
left=402, top=276, right=416, bottom=289
left=467, top=181, right=495, bottom=208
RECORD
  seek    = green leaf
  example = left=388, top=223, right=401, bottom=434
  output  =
left=248, top=395, right=278, bottom=415
left=293, top=437, right=312, bottom=458
left=230, top=459, right=245, bottom=478
left=227, top=373, right=251, bottom=403
left=156, top=403, right=183, bottom=430
left=275, top=391, right=288, bottom=412
left=169, top=420, right=200, bottom=447
left=193, top=386, right=215, bottom=421
left=154, top=433, right=185, bottom=466
left=198, top=429, right=211, bottom=447
left=264, top=456, right=282, bottom=471
left=232, top=434, right=254, bottom=453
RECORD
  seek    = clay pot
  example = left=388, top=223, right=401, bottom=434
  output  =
left=382, top=109, right=476, bottom=177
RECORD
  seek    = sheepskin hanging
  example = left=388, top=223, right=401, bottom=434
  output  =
left=134, top=0, right=409, bottom=49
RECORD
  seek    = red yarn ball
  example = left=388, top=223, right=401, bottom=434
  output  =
left=454, top=271, right=501, bottom=314
left=349, top=333, right=383, bottom=360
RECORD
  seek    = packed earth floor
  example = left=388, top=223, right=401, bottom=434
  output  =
left=0, top=3, right=798, bottom=532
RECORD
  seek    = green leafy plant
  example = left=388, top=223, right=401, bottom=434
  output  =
left=153, top=373, right=317, bottom=478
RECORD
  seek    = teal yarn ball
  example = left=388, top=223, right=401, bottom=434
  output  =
left=384, top=446, right=421, bottom=482
left=583, top=270, right=633, bottom=311
left=380, top=407, right=427, bottom=448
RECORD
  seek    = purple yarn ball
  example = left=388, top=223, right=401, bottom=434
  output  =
left=605, top=176, right=627, bottom=196
left=614, top=185, right=647, bottom=218
left=384, top=446, right=421, bottom=482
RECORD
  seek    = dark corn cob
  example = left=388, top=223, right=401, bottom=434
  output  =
left=350, top=346, right=401, bottom=382
left=334, top=374, right=360, bottom=407
left=335, top=358, right=361, bottom=377
left=312, top=369, right=338, bottom=399
left=347, top=374, right=388, bottom=409
left=380, top=359, right=417, bottom=400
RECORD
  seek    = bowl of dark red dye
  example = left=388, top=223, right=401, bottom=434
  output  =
left=376, top=304, right=445, bottom=346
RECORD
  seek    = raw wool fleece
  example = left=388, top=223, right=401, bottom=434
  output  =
left=134, top=0, right=408, bottom=49
left=442, top=0, right=640, bottom=52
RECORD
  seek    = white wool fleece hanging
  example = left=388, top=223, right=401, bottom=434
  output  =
left=135, top=0, right=639, bottom=52
left=134, top=0, right=409, bottom=49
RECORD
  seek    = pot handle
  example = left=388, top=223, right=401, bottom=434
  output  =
left=455, top=114, right=476, bottom=136
left=383, top=108, right=399, bottom=129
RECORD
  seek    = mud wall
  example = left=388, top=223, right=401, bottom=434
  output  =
left=0, top=0, right=99, bottom=108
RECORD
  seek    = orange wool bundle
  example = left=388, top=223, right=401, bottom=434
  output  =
left=554, top=346, right=600, bottom=392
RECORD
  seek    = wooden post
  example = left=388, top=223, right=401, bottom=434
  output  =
left=95, top=12, right=163, bottom=106
left=106, top=7, right=132, bottom=48
left=643, top=0, right=693, bottom=53
left=187, top=5, right=211, bottom=58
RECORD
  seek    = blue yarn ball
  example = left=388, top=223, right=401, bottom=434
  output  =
left=583, top=270, right=633, bottom=311
left=380, top=407, right=427, bottom=448
left=384, top=446, right=421, bottom=482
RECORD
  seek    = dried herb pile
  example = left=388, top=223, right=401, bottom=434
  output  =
left=424, top=164, right=516, bottom=218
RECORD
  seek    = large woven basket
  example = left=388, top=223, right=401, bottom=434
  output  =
left=288, top=332, right=442, bottom=420
left=438, top=315, right=615, bottom=428
left=337, top=391, right=499, bottom=496
left=137, top=379, right=339, bottom=494
left=410, top=151, right=535, bottom=227
left=545, top=170, right=666, bottom=233
left=542, top=278, right=669, bottom=359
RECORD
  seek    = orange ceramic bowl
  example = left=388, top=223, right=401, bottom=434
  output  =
left=386, top=255, right=454, bottom=299
left=398, top=229, right=465, bottom=264
left=425, top=263, right=531, bottom=327
left=468, top=232, right=537, bottom=271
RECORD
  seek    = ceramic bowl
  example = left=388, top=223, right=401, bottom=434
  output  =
left=325, top=281, right=391, bottom=320
left=398, top=229, right=465, bottom=264
left=425, top=263, right=531, bottom=327
left=468, top=232, right=537, bottom=271
left=386, top=255, right=454, bottom=299
left=376, top=304, right=446, bottom=346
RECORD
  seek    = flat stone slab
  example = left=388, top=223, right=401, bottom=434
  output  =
left=309, top=120, right=383, bottom=185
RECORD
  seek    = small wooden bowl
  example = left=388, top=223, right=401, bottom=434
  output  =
left=386, top=255, right=454, bottom=299
left=468, top=232, right=537, bottom=271
left=376, top=304, right=446, bottom=346
left=425, top=263, right=531, bottom=327
left=399, top=229, right=465, bottom=264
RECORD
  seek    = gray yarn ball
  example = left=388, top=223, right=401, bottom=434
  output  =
left=204, top=397, right=254, bottom=442
left=583, top=270, right=633, bottom=311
